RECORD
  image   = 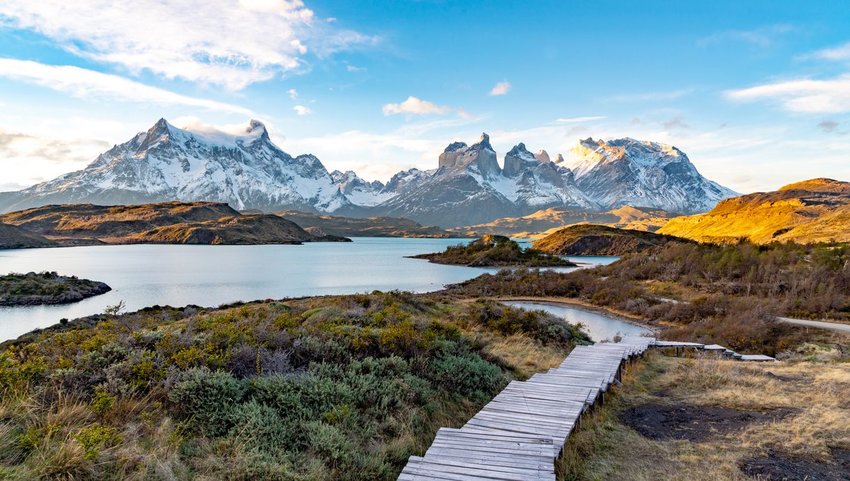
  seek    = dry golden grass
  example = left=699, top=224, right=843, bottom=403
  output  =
left=482, top=333, right=565, bottom=378
left=558, top=352, right=850, bottom=481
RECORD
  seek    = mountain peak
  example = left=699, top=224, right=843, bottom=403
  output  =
left=148, top=118, right=174, bottom=137
left=534, top=149, right=550, bottom=163
left=444, top=141, right=468, bottom=153
left=479, top=132, right=490, bottom=145
left=508, top=143, right=529, bottom=155
left=247, top=119, right=269, bottom=140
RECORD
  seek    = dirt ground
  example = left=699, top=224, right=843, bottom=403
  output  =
left=618, top=403, right=795, bottom=443
left=557, top=349, right=850, bottom=481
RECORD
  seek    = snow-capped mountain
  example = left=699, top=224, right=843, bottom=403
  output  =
left=0, top=119, right=350, bottom=213
left=367, top=134, right=594, bottom=226
left=0, top=119, right=737, bottom=227
left=565, top=137, right=737, bottom=213
left=329, top=170, right=392, bottom=207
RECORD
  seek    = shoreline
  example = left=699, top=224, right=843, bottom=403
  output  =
left=494, top=295, right=659, bottom=333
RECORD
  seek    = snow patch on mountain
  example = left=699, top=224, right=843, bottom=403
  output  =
left=565, top=137, right=737, bottom=213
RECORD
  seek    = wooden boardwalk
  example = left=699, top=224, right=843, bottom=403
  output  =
left=398, top=336, right=654, bottom=481
left=398, top=337, right=775, bottom=480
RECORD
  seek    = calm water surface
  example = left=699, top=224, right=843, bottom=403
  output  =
left=505, top=301, right=651, bottom=342
left=0, top=238, right=617, bottom=342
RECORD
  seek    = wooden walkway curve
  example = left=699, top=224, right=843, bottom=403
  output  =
left=398, top=336, right=654, bottom=481
left=398, top=337, right=775, bottom=480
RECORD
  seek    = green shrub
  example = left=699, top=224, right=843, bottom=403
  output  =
left=427, top=345, right=506, bottom=399
left=168, top=367, right=245, bottom=436
left=228, top=400, right=291, bottom=453
left=73, top=424, right=120, bottom=460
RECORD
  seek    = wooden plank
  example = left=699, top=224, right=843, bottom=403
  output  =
left=396, top=338, right=661, bottom=480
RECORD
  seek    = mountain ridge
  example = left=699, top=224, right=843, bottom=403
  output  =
left=0, top=119, right=737, bottom=227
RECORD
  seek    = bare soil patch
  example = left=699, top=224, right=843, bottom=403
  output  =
left=738, top=447, right=850, bottom=481
left=619, top=403, right=795, bottom=442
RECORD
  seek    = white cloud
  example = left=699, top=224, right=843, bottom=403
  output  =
left=287, top=88, right=298, bottom=99
left=726, top=75, right=850, bottom=113
left=555, top=116, right=606, bottom=123
left=293, top=105, right=312, bottom=115
left=0, top=127, right=112, bottom=190
left=346, top=64, right=366, bottom=73
left=0, top=0, right=377, bottom=90
left=489, top=81, right=511, bottom=96
left=811, top=41, right=850, bottom=62
left=698, top=24, right=796, bottom=48
left=383, top=96, right=464, bottom=117
left=0, top=58, right=254, bottom=116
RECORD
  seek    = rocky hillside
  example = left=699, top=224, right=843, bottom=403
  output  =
left=277, top=211, right=454, bottom=238
left=533, top=224, right=690, bottom=256
left=658, top=178, right=850, bottom=244
left=453, top=205, right=676, bottom=238
left=0, top=222, right=56, bottom=249
left=412, top=234, right=574, bottom=267
left=0, top=119, right=735, bottom=228
left=125, top=214, right=349, bottom=245
left=0, top=202, right=348, bottom=246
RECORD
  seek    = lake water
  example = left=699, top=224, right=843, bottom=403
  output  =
left=0, top=238, right=618, bottom=342
left=504, top=301, right=652, bottom=342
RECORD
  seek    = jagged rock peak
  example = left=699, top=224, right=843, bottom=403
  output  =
left=246, top=119, right=269, bottom=140
left=555, top=153, right=565, bottom=164
left=148, top=118, right=173, bottom=137
left=444, top=141, right=468, bottom=153
left=508, top=142, right=529, bottom=155
left=534, top=149, right=550, bottom=163
left=437, top=133, right=499, bottom=177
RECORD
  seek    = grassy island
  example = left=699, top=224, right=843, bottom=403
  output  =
left=0, top=272, right=111, bottom=306
left=413, top=235, right=575, bottom=267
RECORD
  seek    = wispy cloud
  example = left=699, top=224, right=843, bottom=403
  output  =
left=293, top=105, right=312, bottom=116
left=662, top=116, right=690, bottom=130
left=0, top=58, right=255, bottom=116
left=382, top=96, right=468, bottom=118
left=726, top=75, right=850, bottom=113
left=287, top=88, right=298, bottom=100
left=489, top=81, right=511, bottom=96
left=555, top=116, right=606, bottom=123
left=698, top=24, right=796, bottom=48
left=606, top=88, right=694, bottom=103
left=810, top=41, right=850, bottom=62
left=0, top=0, right=378, bottom=90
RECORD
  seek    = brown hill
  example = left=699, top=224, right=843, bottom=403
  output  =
left=277, top=210, right=454, bottom=238
left=658, top=178, right=850, bottom=244
left=124, top=214, right=350, bottom=245
left=0, top=222, right=56, bottom=249
left=0, top=202, right=348, bottom=246
left=451, top=206, right=675, bottom=238
left=533, top=224, right=690, bottom=256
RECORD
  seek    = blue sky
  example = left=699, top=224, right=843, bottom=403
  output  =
left=1, top=0, right=849, bottom=193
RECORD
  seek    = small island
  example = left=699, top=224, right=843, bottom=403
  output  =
left=0, top=272, right=111, bottom=306
left=412, top=234, right=576, bottom=267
